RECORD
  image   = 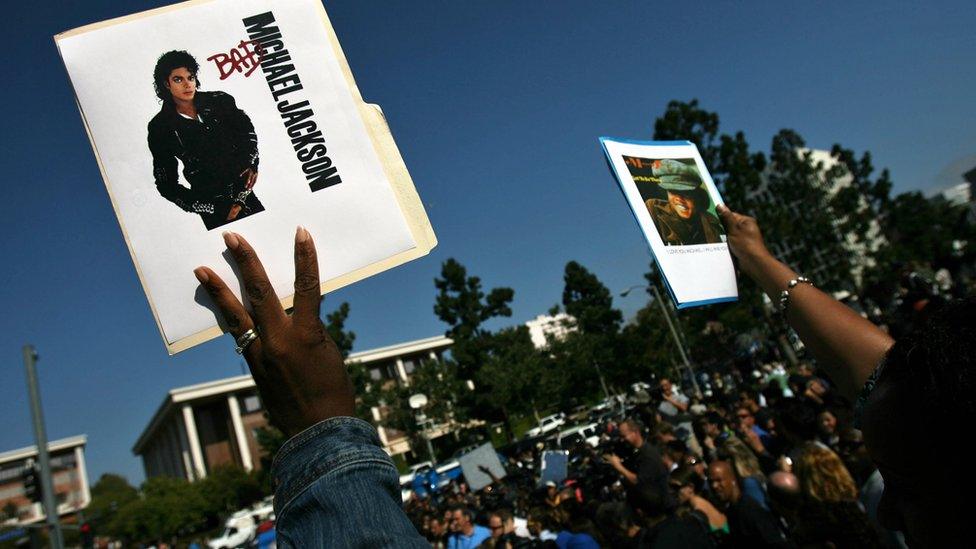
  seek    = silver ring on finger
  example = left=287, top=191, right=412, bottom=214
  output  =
left=235, top=328, right=259, bottom=354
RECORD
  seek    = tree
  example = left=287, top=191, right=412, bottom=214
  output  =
left=196, top=466, right=264, bottom=516
left=110, top=476, right=208, bottom=543
left=2, top=500, right=18, bottom=521
left=652, top=100, right=780, bottom=361
left=84, top=474, right=139, bottom=539
left=551, top=261, right=624, bottom=401
left=434, top=258, right=514, bottom=379
left=562, top=261, right=622, bottom=336
left=346, top=359, right=382, bottom=422
left=476, top=326, right=556, bottom=435
left=862, top=192, right=976, bottom=313
left=372, top=357, right=469, bottom=453
left=325, top=301, right=355, bottom=358
left=104, top=467, right=265, bottom=545
left=828, top=145, right=892, bottom=245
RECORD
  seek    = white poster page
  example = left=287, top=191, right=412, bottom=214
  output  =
left=457, top=443, right=507, bottom=492
left=600, top=138, right=738, bottom=308
left=56, top=0, right=435, bottom=353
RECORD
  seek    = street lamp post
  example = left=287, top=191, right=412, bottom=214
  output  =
left=620, top=285, right=702, bottom=398
left=22, top=345, right=64, bottom=549
left=408, top=394, right=437, bottom=464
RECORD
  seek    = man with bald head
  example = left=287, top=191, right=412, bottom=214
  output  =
left=708, top=461, right=791, bottom=547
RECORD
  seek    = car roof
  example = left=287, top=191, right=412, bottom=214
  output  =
left=558, top=422, right=597, bottom=436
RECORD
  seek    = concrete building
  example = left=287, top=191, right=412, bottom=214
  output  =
left=347, top=335, right=453, bottom=456
left=133, top=335, right=453, bottom=480
left=525, top=313, right=576, bottom=349
left=940, top=182, right=972, bottom=206
left=132, top=375, right=266, bottom=481
left=0, top=436, right=90, bottom=526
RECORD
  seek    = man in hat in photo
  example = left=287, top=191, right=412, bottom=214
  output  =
left=645, top=159, right=725, bottom=246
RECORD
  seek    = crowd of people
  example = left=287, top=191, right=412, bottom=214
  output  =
left=402, top=367, right=903, bottom=549
left=195, top=205, right=972, bottom=547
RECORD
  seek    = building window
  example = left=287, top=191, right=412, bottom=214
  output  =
left=49, top=453, right=77, bottom=471
left=403, top=359, right=416, bottom=374
left=243, top=395, right=262, bottom=413
left=53, top=470, right=78, bottom=485
left=0, top=464, right=25, bottom=483
left=0, top=485, right=24, bottom=499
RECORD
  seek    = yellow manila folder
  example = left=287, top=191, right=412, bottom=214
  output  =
left=55, top=0, right=436, bottom=354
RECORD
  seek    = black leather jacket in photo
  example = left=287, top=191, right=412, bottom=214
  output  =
left=147, top=91, right=259, bottom=216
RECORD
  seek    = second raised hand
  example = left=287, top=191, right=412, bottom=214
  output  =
left=193, top=227, right=355, bottom=437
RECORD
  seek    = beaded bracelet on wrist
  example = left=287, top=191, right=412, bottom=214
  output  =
left=778, top=276, right=813, bottom=312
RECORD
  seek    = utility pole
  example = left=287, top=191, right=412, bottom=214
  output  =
left=593, top=362, right=612, bottom=402
left=621, top=285, right=702, bottom=398
left=23, top=345, right=64, bottom=549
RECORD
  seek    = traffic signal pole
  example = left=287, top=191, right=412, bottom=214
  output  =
left=23, top=345, right=64, bottom=549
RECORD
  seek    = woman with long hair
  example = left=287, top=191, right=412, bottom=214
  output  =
left=718, top=436, right=768, bottom=509
left=791, top=443, right=881, bottom=547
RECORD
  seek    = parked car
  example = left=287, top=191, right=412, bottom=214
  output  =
left=525, top=413, right=566, bottom=438
left=399, top=458, right=463, bottom=501
left=209, top=510, right=256, bottom=549
left=556, top=422, right=600, bottom=448
left=398, top=460, right=434, bottom=485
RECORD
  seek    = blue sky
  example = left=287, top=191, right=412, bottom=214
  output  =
left=1, top=0, right=974, bottom=485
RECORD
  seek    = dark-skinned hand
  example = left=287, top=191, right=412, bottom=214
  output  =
left=715, top=204, right=772, bottom=277
left=193, top=226, right=354, bottom=437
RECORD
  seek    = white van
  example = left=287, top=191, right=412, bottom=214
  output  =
left=556, top=423, right=600, bottom=448
left=208, top=510, right=256, bottom=549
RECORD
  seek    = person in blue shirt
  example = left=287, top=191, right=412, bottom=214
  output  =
left=445, top=505, right=490, bottom=549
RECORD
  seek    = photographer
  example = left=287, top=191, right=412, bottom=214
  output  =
left=603, top=418, right=672, bottom=516
left=657, top=378, right=689, bottom=421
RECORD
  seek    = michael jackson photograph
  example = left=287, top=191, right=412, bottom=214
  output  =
left=147, top=50, right=265, bottom=230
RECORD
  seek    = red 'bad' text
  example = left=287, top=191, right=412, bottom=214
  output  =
left=207, top=40, right=263, bottom=80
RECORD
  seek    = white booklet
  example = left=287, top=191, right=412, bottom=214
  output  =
left=599, top=138, right=737, bottom=308
left=55, top=0, right=436, bottom=354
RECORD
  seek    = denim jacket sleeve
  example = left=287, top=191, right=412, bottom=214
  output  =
left=271, top=416, right=428, bottom=548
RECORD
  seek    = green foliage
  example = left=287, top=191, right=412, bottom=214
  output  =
left=254, top=424, right=287, bottom=469
left=615, top=297, right=678, bottom=381
left=552, top=261, right=624, bottom=401
left=112, top=476, right=209, bottom=542
left=1, top=500, right=18, bottom=521
left=828, top=144, right=892, bottom=242
left=196, top=466, right=264, bottom=515
left=562, top=261, right=622, bottom=335
left=476, top=326, right=556, bottom=432
left=346, top=359, right=380, bottom=421
left=381, top=358, right=468, bottom=434
left=84, top=473, right=139, bottom=534
left=877, top=192, right=973, bottom=268
left=434, top=258, right=514, bottom=379
left=325, top=301, right=355, bottom=358
left=94, top=467, right=266, bottom=545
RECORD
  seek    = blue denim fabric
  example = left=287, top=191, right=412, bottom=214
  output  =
left=271, top=416, right=428, bottom=548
